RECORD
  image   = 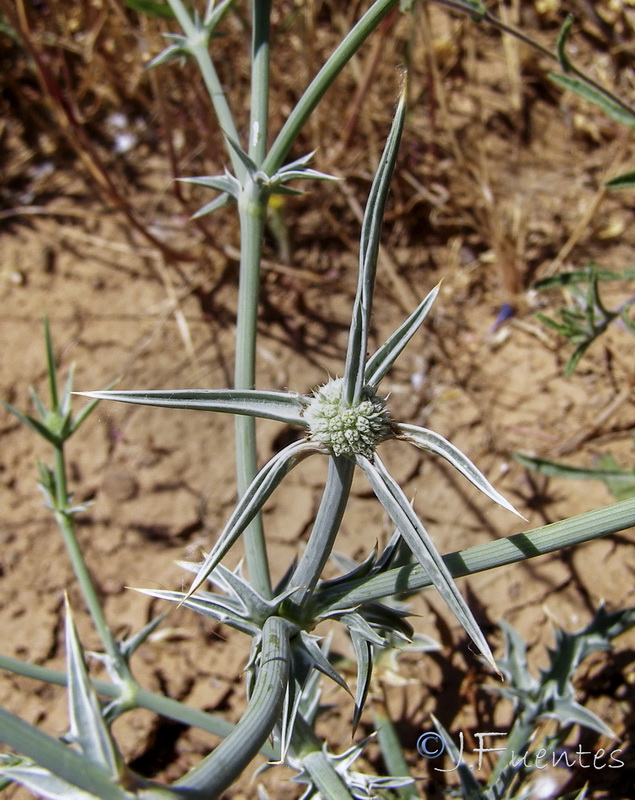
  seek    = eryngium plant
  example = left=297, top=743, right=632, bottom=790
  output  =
left=74, top=87, right=523, bottom=794
left=3, top=2, right=635, bottom=798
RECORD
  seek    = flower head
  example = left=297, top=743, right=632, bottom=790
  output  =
left=303, top=378, right=392, bottom=459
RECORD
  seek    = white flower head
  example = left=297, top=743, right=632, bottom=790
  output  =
left=303, top=378, right=393, bottom=459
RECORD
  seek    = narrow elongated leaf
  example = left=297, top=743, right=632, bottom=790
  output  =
left=549, top=698, right=614, bottom=738
left=43, top=317, right=59, bottom=411
left=340, top=612, right=387, bottom=648
left=224, top=135, right=258, bottom=177
left=297, top=631, right=351, bottom=694
left=364, top=284, right=439, bottom=388
left=59, top=366, right=74, bottom=418
left=279, top=642, right=327, bottom=760
left=29, top=386, right=48, bottom=421
left=533, top=268, right=635, bottom=289
left=372, top=708, right=417, bottom=800
left=192, top=192, right=233, bottom=217
left=186, top=440, right=320, bottom=597
left=396, top=423, right=524, bottom=518
left=75, top=389, right=309, bottom=427
left=125, top=0, right=175, bottom=19
left=349, top=631, right=373, bottom=733
left=204, top=0, right=237, bottom=30
left=276, top=151, right=338, bottom=183
left=71, top=392, right=102, bottom=434
left=146, top=43, right=187, bottom=70
left=135, top=587, right=259, bottom=636
left=275, top=168, right=338, bottom=183
left=2, top=402, right=61, bottom=447
left=555, top=13, right=575, bottom=72
left=179, top=173, right=241, bottom=198
left=321, top=548, right=379, bottom=591
left=356, top=454, right=499, bottom=673
left=606, top=171, right=635, bottom=190
left=430, top=715, right=485, bottom=798
left=497, top=621, right=536, bottom=693
left=515, top=452, right=635, bottom=484
left=0, top=710, right=131, bottom=800
left=549, top=73, right=635, bottom=129
left=119, top=613, right=167, bottom=661
left=279, top=670, right=304, bottom=762
left=344, top=84, right=406, bottom=405
left=0, top=764, right=118, bottom=800
left=65, top=599, right=122, bottom=776
left=358, top=602, right=413, bottom=643
left=278, top=151, right=317, bottom=171
left=296, top=641, right=329, bottom=726
left=207, top=563, right=297, bottom=624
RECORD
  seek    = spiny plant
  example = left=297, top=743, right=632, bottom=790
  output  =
left=432, top=604, right=635, bottom=800
left=516, top=64, right=635, bottom=497
left=533, top=263, right=635, bottom=378
left=2, top=2, right=635, bottom=799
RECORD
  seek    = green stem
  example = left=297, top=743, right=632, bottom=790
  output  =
left=488, top=709, right=537, bottom=785
left=313, top=496, right=635, bottom=612
left=0, top=709, right=132, bottom=800
left=300, top=752, right=356, bottom=800
left=165, top=0, right=244, bottom=179
left=374, top=700, right=419, bottom=800
left=0, top=653, right=277, bottom=760
left=191, top=41, right=245, bottom=177
left=288, top=456, right=355, bottom=611
left=227, top=1, right=274, bottom=600
left=291, top=716, right=355, bottom=800
left=164, top=0, right=195, bottom=34
left=235, top=181, right=272, bottom=598
left=174, top=616, right=291, bottom=797
left=263, top=0, right=400, bottom=175
left=53, top=445, right=129, bottom=679
left=249, top=0, right=272, bottom=166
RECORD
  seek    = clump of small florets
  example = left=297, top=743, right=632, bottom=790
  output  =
left=303, top=378, right=393, bottom=459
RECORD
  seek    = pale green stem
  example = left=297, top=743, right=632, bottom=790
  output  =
left=291, top=716, right=355, bottom=800
left=165, top=0, right=244, bottom=179
left=313, top=496, right=635, bottom=612
left=191, top=41, right=245, bottom=178
left=235, top=180, right=272, bottom=598
left=0, top=653, right=277, bottom=759
left=53, top=445, right=130, bottom=680
left=374, top=701, right=418, bottom=800
left=163, top=0, right=195, bottom=34
left=174, top=616, right=291, bottom=797
left=0, top=709, right=132, bottom=800
left=488, top=709, right=539, bottom=785
left=287, top=456, right=355, bottom=612
left=249, top=0, right=272, bottom=165
left=263, top=0, right=400, bottom=175
left=229, top=1, right=274, bottom=599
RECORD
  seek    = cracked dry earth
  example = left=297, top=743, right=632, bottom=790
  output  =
left=2, top=14, right=635, bottom=799
left=2, top=175, right=634, bottom=797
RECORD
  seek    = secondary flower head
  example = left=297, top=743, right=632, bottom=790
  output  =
left=303, top=378, right=393, bottom=459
